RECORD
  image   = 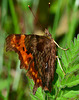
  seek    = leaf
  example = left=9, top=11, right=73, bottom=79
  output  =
left=28, top=79, right=44, bottom=100
left=57, top=34, right=79, bottom=77
left=63, top=90, right=79, bottom=98
left=56, top=90, right=79, bottom=100
left=61, top=74, right=79, bottom=88
left=55, top=34, right=79, bottom=99
left=57, top=97, right=67, bottom=100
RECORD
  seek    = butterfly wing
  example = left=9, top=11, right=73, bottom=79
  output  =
left=6, top=34, right=33, bottom=69
left=25, top=35, right=56, bottom=93
left=6, top=34, right=56, bottom=94
left=6, top=34, right=42, bottom=95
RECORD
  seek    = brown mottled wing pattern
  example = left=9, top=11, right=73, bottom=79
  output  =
left=6, top=34, right=56, bottom=95
left=25, top=35, right=56, bottom=94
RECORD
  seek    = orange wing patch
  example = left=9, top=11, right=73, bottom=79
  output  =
left=6, top=34, right=33, bottom=69
left=6, top=34, right=42, bottom=94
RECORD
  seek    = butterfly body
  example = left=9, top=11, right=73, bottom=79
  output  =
left=6, top=30, right=56, bottom=94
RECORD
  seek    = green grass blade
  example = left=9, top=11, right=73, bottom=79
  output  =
left=0, top=31, right=5, bottom=74
left=8, top=0, right=20, bottom=34
left=1, top=0, right=8, bottom=27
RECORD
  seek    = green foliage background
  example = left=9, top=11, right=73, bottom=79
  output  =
left=0, top=0, right=79, bottom=100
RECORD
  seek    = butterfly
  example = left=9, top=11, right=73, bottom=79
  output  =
left=6, top=29, right=56, bottom=95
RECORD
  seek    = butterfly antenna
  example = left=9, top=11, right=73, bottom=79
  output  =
left=48, top=2, right=50, bottom=8
left=56, top=56, right=66, bottom=75
left=53, top=40, right=69, bottom=51
left=28, top=5, right=36, bottom=21
left=28, top=5, right=43, bottom=29
left=47, top=2, right=51, bottom=28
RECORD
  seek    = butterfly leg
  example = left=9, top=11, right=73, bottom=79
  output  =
left=56, top=56, right=66, bottom=75
left=53, top=40, right=69, bottom=51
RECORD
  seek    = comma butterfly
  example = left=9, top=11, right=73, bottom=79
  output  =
left=6, top=4, right=68, bottom=95
left=6, top=29, right=56, bottom=95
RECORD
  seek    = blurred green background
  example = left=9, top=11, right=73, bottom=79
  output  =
left=0, top=0, right=79, bottom=100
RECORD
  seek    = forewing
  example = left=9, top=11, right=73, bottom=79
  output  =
left=25, top=35, right=56, bottom=92
left=6, top=34, right=42, bottom=95
left=6, top=34, right=33, bottom=69
left=6, top=34, right=56, bottom=94
left=35, top=37, right=56, bottom=91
